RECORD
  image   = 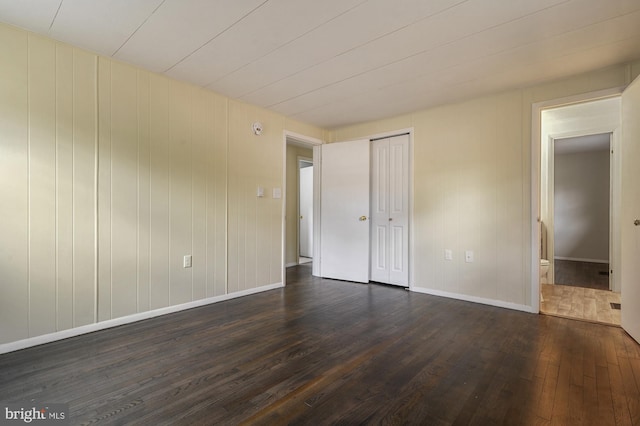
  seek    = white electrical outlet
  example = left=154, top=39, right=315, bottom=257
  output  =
left=445, top=249, right=453, bottom=261
left=183, top=255, right=192, bottom=268
left=465, top=250, right=474, bottom=263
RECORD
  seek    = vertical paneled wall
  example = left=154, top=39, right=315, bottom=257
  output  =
left=97, top=59, right=228, bottom=321
left=227, top=101, right=285, bottom=293
left=0, top=28, right=96, bottom=343
left=0, top=23, right=325, bottom=346
left=0, top=25, right=29, bottom=343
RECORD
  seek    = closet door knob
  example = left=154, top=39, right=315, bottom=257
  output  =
left=634, top=219, right=640, bottom=226
left=359, top=216, right=368, bottom=221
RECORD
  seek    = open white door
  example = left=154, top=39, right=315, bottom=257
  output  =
left=621, top=75, right=640, bottom=344
left=320, top=140, right=370, bottom=283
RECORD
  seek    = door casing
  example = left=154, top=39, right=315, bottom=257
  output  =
left=282, top=131, right=323, bottom=285
left=531, top=87, right=624, bottom=312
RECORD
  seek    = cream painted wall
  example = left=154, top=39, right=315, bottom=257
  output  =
left=285, top=145, right=313, bottom=266
left=96, top=59, right=229, bottom=320
left=0, top=28, right=96, bottom=343
left=227, top=100, right=285, bottom=293
left=0, top=23, right=325, bottom=346
left=331, top=61, right=640, bottom=310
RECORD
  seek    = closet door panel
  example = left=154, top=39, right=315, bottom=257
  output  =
left=370, top=138, right=390, bottom=283
left=389, top=134, right=410, bottom=286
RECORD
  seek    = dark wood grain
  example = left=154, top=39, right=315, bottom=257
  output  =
left=1, top=264, right=639, bottom=425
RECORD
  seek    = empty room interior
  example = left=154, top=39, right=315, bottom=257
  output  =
left=1, top=1, right=640, bottom=424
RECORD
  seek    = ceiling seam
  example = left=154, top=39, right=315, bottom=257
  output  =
left=204, top=0, right=371, bottom=88
left=233, top=0, right=472, bottom=100
left=290, top=34, right=640, bottom=126
left=48, top=0, right=64, bottom=32
left=263, top=0, right=619, bottom=111
left=111, top=0, right=167, bottom=57
left=163, top=0, right=271, bottom=74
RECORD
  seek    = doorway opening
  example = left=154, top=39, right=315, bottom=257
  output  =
left=283, top=131, right=322, bottom=285
left=552, top=133, right=611, bottom=290
left=537, top=96, right=621, bottom=325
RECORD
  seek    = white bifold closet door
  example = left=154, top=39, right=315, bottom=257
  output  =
left=370, top=134, right=410, bottom=286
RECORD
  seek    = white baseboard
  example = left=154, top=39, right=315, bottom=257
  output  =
left=410, top=286, right=536, bottom=314
left=554, top=256, right=608, bottom=264
left=285, top=262, right=298, bottom=268
left=0, top=282, right=284, bottom=355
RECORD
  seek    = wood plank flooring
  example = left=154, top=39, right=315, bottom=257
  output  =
left=541, top=283, right=621, bottom=326
left=1, top=265, right=639, bottom=425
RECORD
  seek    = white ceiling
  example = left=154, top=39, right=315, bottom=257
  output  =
left=1, top=0, right=640, bottom=129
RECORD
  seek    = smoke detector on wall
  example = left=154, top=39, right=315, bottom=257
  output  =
left=252, top=122, right=263, bottom=135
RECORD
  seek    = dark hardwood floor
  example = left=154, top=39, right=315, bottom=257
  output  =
left=1, top=265, right=640, bottom=425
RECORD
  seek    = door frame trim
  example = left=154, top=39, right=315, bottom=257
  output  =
left=530, top=87, right=624, bottom=313
left=282, top=131, right=323, bottom=286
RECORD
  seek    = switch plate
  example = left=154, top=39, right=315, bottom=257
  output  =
left=183, top=255, right=192, bottom=268
left=445, top=249, right=453, bottom=261
left=465, top=250, right=474, bottom=263
left=272, top=187, right=282, bottom=199
left=257, top=186, right=265, bottom=198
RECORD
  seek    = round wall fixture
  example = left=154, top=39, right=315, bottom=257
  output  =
left=252, top=122, right=263, bottom=135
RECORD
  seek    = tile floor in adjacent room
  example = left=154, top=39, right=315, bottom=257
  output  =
left=541, top=283, right=621, bottom=326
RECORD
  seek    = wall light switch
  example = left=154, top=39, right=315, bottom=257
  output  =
left=184, top=255, right=192, bottom=268
left=257, top=186, right=265, bottom=198
left=465, top=250, right=474, bottom=263
left=445, top=249, right=453, bottom=261
left=272, top=187, right=282, bottom=199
